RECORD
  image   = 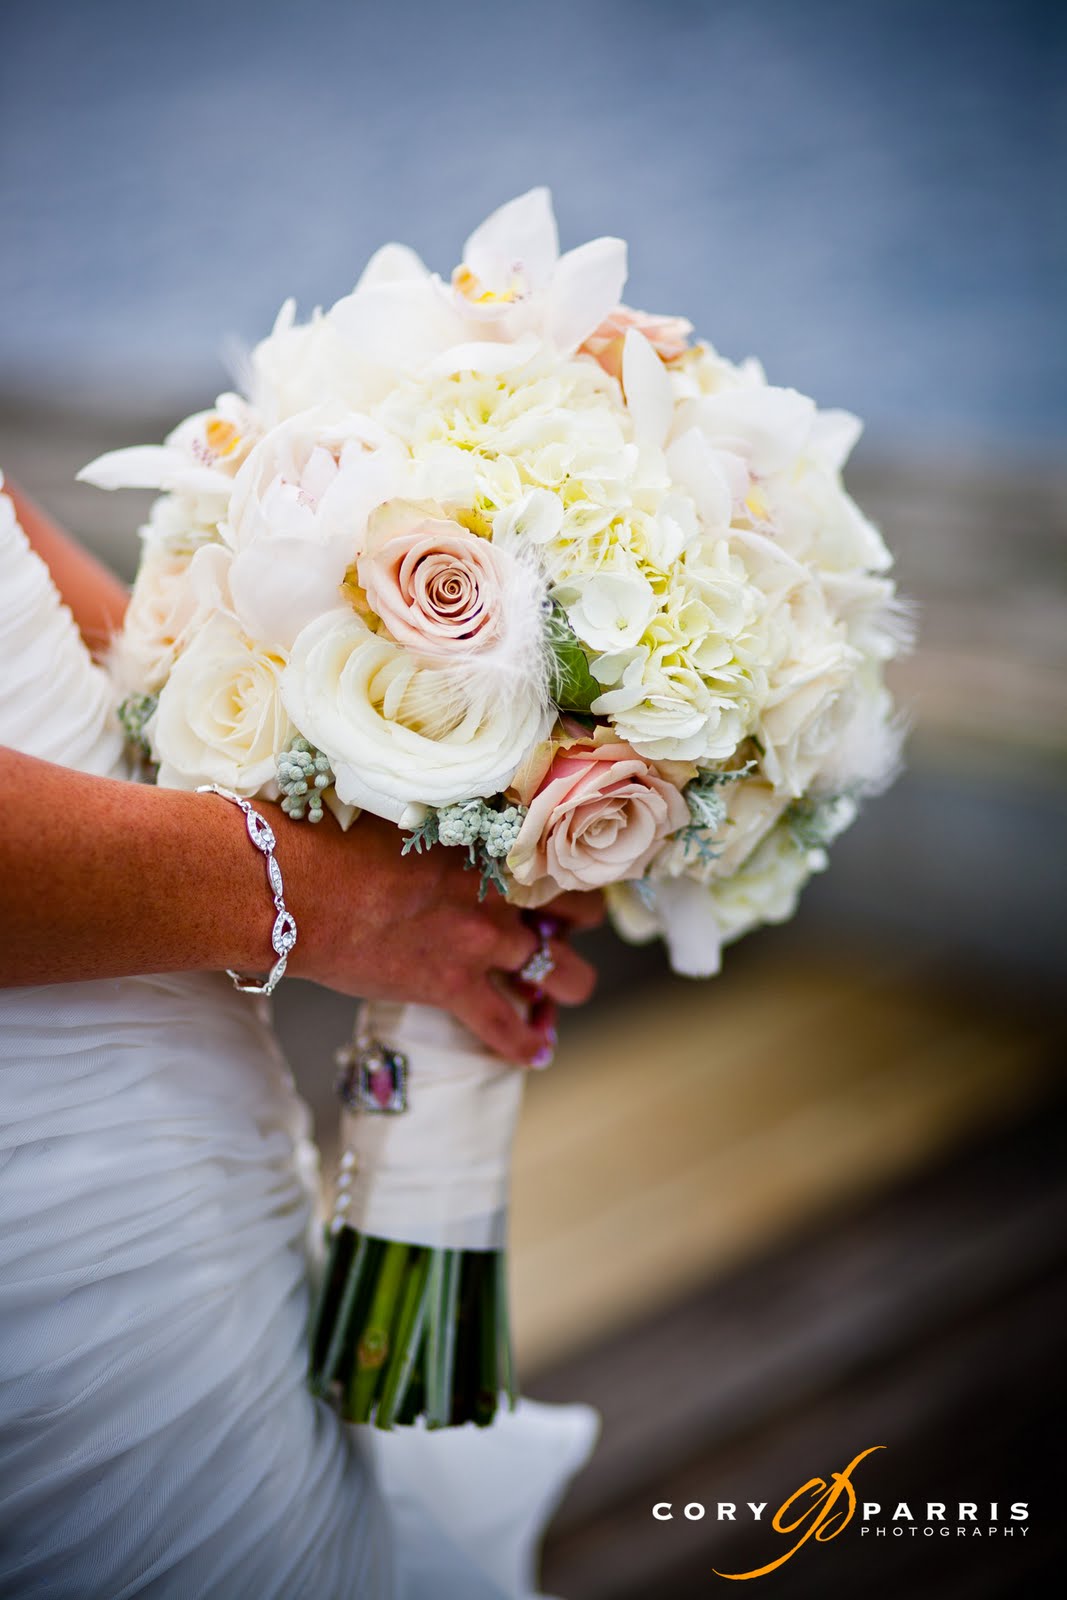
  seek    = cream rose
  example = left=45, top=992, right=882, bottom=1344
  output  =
left=282, top=609, right=550, bottom=823
left=508, top=738, right=689, bottom=899
left=115, top=541, right=232, bottom=695
left=759, top=634, right=860, bottom=797
left=151, top=613, right=291, bottom=795
left=358, top=504, right=506, bottom=656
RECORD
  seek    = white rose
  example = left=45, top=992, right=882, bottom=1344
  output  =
left=653, top=777, right=788, bottom=885
left=744, top=570, right=860, bottom=797
left=116, top=542, right=232, bottom=695
left=282, top=609, right=550, bottom=823
left=759, top=632, right=859, bottom=797
left=151, top=613, right=291, bottom=795
left=227, top=412, right=391, bottom=656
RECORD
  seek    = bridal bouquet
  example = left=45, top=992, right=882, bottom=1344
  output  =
left=82, top=188, right=906, bottom=1429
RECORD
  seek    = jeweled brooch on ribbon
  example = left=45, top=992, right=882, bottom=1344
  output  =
left=335, top=1038, right=409, bottom=1115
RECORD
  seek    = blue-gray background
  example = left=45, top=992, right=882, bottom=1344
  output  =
left=1, top=0, right=1064, bottom=457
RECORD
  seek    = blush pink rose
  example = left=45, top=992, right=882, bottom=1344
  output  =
left=357, top=507, right=505, bottom=657
left=509, top=740, right=690, bottom=897
left=581, top=305, right=693, bottom=381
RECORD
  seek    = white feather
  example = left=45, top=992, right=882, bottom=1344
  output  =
left=817, top=695, right=909, bottom=798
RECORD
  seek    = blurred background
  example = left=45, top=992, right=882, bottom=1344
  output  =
left=2, top=0, right=1064, bottom=1593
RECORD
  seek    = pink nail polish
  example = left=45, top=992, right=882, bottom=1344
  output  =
left=531, top=1045, right=554, bottom=1070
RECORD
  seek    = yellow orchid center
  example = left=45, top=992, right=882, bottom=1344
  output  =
left=745, top=485, right=768, bottom=521
left=452, top=264, right=523, bottom=306
left=204, top=417, right=242, bottom=459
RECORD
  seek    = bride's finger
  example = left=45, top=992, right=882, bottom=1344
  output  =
left=538, top=890, right=606, bottom=931
left=489, top=920, right=541, bottom=978
left=451, top=981, right=551, bottom=1067
left=538, top=941, right=597, bottom=1006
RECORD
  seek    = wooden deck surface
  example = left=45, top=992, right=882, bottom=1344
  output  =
left=510, top=949, right=1056, bottom=1373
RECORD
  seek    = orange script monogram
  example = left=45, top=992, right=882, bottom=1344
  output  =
left=714, top=1445, right=885, bottom=1580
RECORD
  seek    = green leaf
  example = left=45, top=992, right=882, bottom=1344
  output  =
left=545, top=603, right=600, bottom=713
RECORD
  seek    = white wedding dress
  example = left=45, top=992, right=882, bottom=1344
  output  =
left=0, top=485, right=596, bottom=1599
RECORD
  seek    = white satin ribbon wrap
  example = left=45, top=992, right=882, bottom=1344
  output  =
left=342, top=1002, right=525, bottom=1251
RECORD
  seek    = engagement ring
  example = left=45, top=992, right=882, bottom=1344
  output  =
left=519, top=942, right=555, bottom=985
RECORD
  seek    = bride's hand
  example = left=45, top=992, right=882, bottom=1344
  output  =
left=285, top=810, right=602, bottom=1064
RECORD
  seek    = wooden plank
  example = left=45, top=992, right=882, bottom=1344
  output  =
left=511, top=957, right=1053, bottom=1371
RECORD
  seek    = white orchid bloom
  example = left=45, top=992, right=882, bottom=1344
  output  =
left=450, top=187, right=628, bottom=355
left=78, top=394, right=258, bottom=499
left=665, top=428, right=735, bottom=532
left=621, top=328, right=674, bottom=447
left=683, top=384, right=817, bottom=480
left=302, top=190, right=628, bottom=384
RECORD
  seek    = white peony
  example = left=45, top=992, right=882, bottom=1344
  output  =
left=249, top=299, right=381, bottom=424
left=224, top=410, right=409, bottom=650
left=281, top=609, right=551, bottom=823
left=151, top=613, right=291, bottom=795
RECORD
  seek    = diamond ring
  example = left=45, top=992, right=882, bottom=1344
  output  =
left=519, top=941, right=555, bottom=985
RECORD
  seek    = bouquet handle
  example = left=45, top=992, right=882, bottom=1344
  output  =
left=309, top=1002, right=524, bottom=1428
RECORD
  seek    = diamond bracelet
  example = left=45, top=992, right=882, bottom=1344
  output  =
left=197, top=784, right=298, bottom=996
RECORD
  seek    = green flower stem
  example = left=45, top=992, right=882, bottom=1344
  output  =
left=374, top=1247, right=431, bottom=1430
left=344, top=1240, right=410, bottom=1422
left=495, top=1250, right=518, bottom=1410
left=475, top=1253, right=500, bottom=1427
left=308, top=1233, right=514, bottom=1429
left=314, top=1233, right=379, bottom=1396
left=308, top=1225, right=356, bottom=1385
left=397, top=1366, right=425, bottom=1426
left=424, top=1249, right=461, bottom=1429
left=449, top=1254, right=479, bottom=1425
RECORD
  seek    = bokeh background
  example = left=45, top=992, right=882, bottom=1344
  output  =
left=2, top=1, right=1064, bottom=1593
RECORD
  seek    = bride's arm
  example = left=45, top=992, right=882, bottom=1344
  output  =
left=0, top=748, right=600, bottom=1062
left=3, top=481, right=129, bottom=657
